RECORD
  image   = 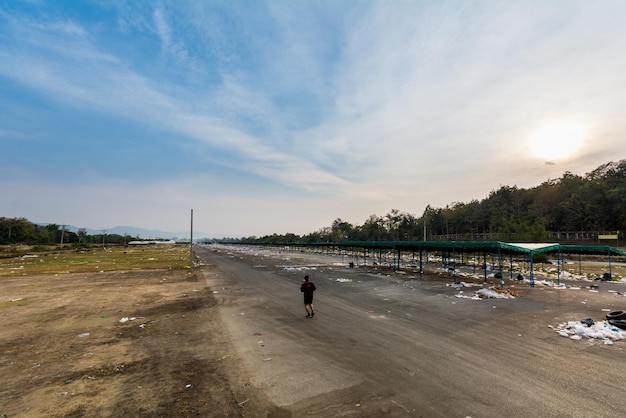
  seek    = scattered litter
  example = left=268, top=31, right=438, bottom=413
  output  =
left=335, top=278, right=352, bottom=283
left=455, top=291, right=480, bottom=300
left=119, top=317, right=136, bottom=323
left=76, top=332, right=90, bottom=338
left=554, top=319, right=625, bottom=343
left=263, top=358, right=272, bottom=362
left=455, top=287, right=517, bottom=300
left=459, top=282, right=482, bottom=288
left=580, top=318, right=594, bottom=327
left=138, top=323, right=146, bottom=329
left=185, top=384, right=192, bottom=388
left=238, top=399, right=249, bottom=408
left=476, top=288, right=519, bottom=299
left=9, top=297, right=23, bottom=302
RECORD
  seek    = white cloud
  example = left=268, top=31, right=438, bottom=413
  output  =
left=2, top=1, right=626, bottom=235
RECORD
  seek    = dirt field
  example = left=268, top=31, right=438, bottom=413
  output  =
left=3, top=245, right=626, bottom=417
left=0, top=266, right=280, bottom=417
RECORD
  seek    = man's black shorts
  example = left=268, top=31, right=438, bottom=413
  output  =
left=303, top=295, right=313, bottom=305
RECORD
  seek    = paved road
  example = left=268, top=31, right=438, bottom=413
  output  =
left=196, top=245, right=626, bottom=417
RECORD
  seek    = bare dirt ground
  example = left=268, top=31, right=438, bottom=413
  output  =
left=195, top=245, right=626, bottom=417
left=0, top=267, right=280, bottom=417
left=3, top=246, right=626, bottom=417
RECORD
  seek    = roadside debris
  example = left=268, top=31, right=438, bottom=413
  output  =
left=119, top=317, right=136, bottom=323
left=455, top=287, right=518, bottom=300
left=552, top=316, right=626, bottom=343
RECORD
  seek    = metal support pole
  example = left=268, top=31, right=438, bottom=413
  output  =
left=419, top=247, right=423, bottom=275
left=452, top=248, right=457, bottom=284
left=529, top=252, right=535, bottom=288
left=579, top=253, right=582, bottom=275
left=189, top=209, right=193, bottom=270
left=557, top=247, right=561, bottom=286
left=498, top=246, right=503, bottom=288
left=483, top=252, right=487, bottom=282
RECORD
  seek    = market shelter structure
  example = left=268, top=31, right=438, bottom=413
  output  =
left=246, top=241, right=626, bottom=287
left=340, top=241, right=626, bottom=287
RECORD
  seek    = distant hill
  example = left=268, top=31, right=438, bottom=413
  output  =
left=60, top=225, right=210, bottom=240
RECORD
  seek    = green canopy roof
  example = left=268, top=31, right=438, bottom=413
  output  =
left=335, top=241, right=625, bottom=257
left=235, top=240, right=625, bottom=258
left=560, top=245, right=626, bottom=257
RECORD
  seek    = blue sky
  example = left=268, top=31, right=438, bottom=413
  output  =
left=1, top=1, right=625, bottom=237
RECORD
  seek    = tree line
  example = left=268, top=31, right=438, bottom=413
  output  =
left=0, top=219, right=137, bottom=246
left=234, top=160, right=626, bottom=244
left=4, top=160, right=625, bottom=246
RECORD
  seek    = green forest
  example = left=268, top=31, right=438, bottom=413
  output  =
left=2, top=160, right=625, bottom=246
left=241, top=160, right=626, bottom=244
left=0, top=220, right=137, bottom=247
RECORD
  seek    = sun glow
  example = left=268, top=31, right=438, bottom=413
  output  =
left=529, top=121, right=585, bottom=161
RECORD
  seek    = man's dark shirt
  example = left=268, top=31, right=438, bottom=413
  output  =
left=300, top=281, right=316, bottom=298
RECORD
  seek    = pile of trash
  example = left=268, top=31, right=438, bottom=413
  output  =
left=488, top=288, right=519, bottom=298
left=455, top=287, right=517, bottom=300
left=453, top=283, right=519, bottom=300
left=553, top=310, right=626, bottom=344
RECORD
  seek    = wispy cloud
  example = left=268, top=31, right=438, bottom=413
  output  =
left=0, top=4, right=351, bottom=194
left=2, top=1, right=625, bottom=235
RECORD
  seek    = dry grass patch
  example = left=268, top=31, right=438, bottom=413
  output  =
left=0, top=245, right=191, bottom=277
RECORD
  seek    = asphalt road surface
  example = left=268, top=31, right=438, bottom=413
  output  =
left=195, top=245, right=626, bottom=417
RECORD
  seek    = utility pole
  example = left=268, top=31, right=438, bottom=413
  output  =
left=189, top=209, right=194, bottom=270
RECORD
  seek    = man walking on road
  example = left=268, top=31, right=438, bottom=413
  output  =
left=300, top=275, right=316, bottom=317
